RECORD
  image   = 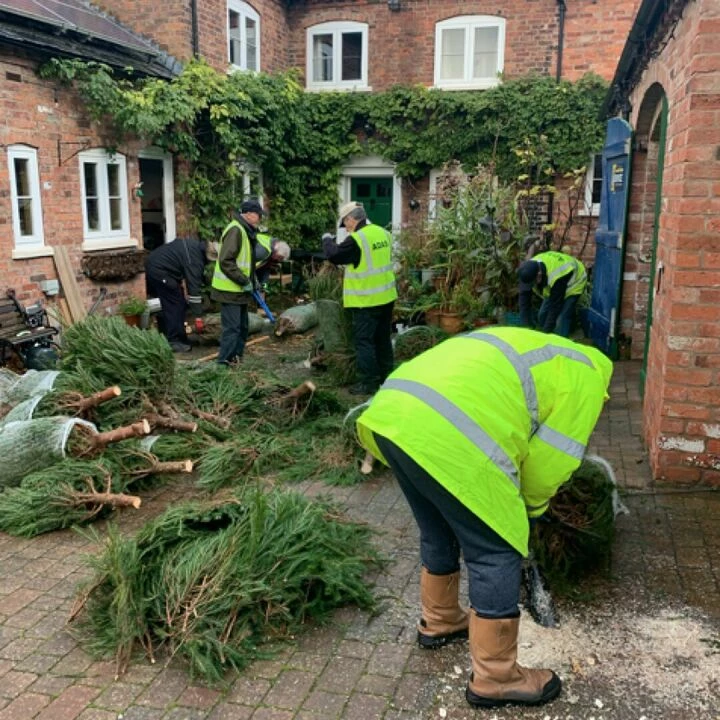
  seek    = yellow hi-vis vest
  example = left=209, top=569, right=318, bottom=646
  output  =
left=356, top=326, right=612, bottom=556
left=212, top=220, right=253, bottom=293
left=255, top=233, right=273, bottom=270
left=533, top=251, right=587, bottom=299
left=342, top=224, right=398, bottom=308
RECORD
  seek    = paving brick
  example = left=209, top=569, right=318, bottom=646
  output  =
left=76, top=710, right=117, bottom=720
left=300, top=689, right=346, bottom=717
left=0, top=670, right=37, bottom=699
left=249, top=709, right=294, bottom=720
left=206, top=702, right=253, bottom=720
left=28, top=674, right=74, bottom=696
left=366, top=643, right=412, bottom=678
left=176, top=685, right=221, bottom=709
left=114, top=707, right=158, bottom=720
left=341, top=692, right=389, bottom=719
left=226, top=676, right=271, bottom=705
left=316, top=656, right=365, bottom=694
left=35, top=684, right=100, bottom=720
left=135, top=669, right=188, bottom=708
left=164, top=708, right=207, bottom=720
left=0, top=692, right=50, bottom=720
left=262, top=670, right=315, bottom=711
left=93, top=682, right=143, bottom=711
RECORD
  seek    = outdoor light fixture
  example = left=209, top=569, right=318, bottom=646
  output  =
left=388, top=0, right=401, bottom=10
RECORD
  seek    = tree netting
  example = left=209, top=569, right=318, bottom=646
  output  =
left=275, top=303, right=318, bottom=336
left=72, top=490, right=385, bottom=681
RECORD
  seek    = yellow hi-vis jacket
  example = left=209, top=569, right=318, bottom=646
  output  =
left=534, top=251, right=587, bottom=298
left=343, top=224, right=398, bottom=308
left=356, top=327, right=612, bottom=556
left=212, top=220, right=253, bottom=293
left=255, top=233, right=273, bottom=270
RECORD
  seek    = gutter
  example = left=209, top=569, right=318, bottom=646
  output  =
left=191, top=0, right=199, bottom=57
left=556, top=0, right=566, bottom=82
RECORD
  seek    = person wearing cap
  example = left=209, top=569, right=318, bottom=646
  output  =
left=323, top=201, right=398, bottom=395
left=211, top=198, right=265, bottom=365
left=254, top=233, right=292, bottom=290
left=145, top=236, right=210, bottom=353
left=355, top=325, right=612, bottom=709
left=517, top=251, right=587, bottom=337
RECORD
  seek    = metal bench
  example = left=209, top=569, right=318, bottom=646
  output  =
left=0, top=290, right=58, bottom=368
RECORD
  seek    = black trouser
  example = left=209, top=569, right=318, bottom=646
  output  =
left=146, top=274, right=187, bottom=343
left=217, top=302, right=249, bottom=365
left=351, top=302, right=394, bottom=389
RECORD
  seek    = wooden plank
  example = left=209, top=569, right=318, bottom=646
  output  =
left=53, top=246, right=87, bottom=323
left=195, top=334, right=270, bottom=363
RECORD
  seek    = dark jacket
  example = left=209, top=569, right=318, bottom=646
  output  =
left=323, top=219, right=365, bottom=267
left=145, top=237, right=206, bottom=317
left=210, top=214, right=258, bottom=305
left=519, top=269, right=571, bottom=331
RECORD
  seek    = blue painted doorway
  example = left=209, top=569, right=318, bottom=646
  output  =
left=588, top=117, right=633, bottom=358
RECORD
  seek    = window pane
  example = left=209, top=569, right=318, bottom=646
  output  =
left=13, top=158, right=30, bottom=196
left=473, top=26, right=498, bottom=78
left=107, top=163, right=120, bottom=196
left=17, top=198, right=33, bottom=236
left=84, top=162, right=98, bottom=198
left=246, top=18, right=257, bottom=70
left=229, top=9, right=241, bottom=64
left=341, top=32, right=362, bottom=81
left=110, top=199, right=122, bottom=230
left=313, top=33, right=333, bottom=82
left=356, top=182, right=371, bottom=198
left=441, top=28, right=465, bottom=80
left=86, top=199, right=99, bottom=230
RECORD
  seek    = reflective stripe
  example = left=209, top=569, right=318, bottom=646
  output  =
left=346, top=263, right=395, bottom=279
left=525, top=501, right=547, bottom=511
left=345, top=280, right=397, bottom=296
left=547, top=260, right=574, bottom=285
left=534, top=424, right=586, bottom=460
left=523, top=345, right=595, bottom=369
left=355, top=230, right=375, bottom=271
left=383, top=378, right=520, bottom=489
left=466, top=332, right=539, bottom=434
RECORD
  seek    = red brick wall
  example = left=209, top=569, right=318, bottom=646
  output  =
left=99, top=0, right=290, bottom=73
left=626, top=0, right=720, bottom=485
left=0, top=51, right=146, bottom=316
left=287, top=0, right=639, bottom=89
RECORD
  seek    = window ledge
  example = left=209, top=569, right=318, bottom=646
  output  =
left=81, top=238, right=139, bottom=253
left=305, top=85, right=372, bottom=93
left=433, top=81, right=500, bottom=91
left=12, top=245, right=54, bottom=260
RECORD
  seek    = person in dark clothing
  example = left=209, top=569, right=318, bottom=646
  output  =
left=517, top=251, right=587, bottom=337
left=211, top=199, right=264, bottom=366
left=145, top=237, right=208, bottom=352
left=323, top=201, right=397, bottom=395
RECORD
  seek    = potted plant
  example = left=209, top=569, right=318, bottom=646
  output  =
left=117, top=295, right=146, bottom=327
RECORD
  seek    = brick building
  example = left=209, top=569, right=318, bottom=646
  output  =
left=1, top=0, right=638, bottom=316
left=603, top=0, right=720, bottom=484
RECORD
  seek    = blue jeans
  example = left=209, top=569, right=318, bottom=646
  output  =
left=217, top=303, right=249, bottom=365
left=538, top=294, right=579, bottom=337
left=375, top=434, right=522, bottom=618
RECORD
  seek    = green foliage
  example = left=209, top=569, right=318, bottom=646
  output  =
left=40, top=58, right=606, bottom=248
left=117, top=296, right=146, bottom=316
left=74, top=491, right=385, bottom=681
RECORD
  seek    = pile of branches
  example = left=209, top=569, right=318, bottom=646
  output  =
left=530, top=458, right=618, bottom=591
left=72, top=491, right=384, bottom=681
left=0, top=316, right=364, bottom=536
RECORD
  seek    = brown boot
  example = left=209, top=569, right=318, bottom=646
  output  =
left=465, top=614, right=561, bottom=707
left=417, top=568, right=469, bottom=649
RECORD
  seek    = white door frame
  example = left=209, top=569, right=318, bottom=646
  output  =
left=138, top=147, right=176, bottom=243
left=339, top=154, right=402, bottom=238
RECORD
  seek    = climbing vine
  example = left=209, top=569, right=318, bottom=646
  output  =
left=40, top=59, right=607, bottom=248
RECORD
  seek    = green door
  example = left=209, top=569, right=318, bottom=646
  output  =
left=351, top=177, right=393, bottom=229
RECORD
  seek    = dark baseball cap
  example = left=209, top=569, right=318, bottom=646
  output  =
left=240, top=198, right=265, bottom=216
left=518, top=260, right=540, bottom=291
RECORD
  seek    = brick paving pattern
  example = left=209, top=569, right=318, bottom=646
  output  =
left=1, top=361, right=719, bottom=719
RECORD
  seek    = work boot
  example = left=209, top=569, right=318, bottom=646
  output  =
left=170, top=341, right=192, bottom=353
left=465, top=614, right=561, bottom=708
left=348, top=382, right=377, bottom=396
left=417, top=568, right=469, bottom=649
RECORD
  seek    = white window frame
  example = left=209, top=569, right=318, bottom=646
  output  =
left=306, top=21, right=369, bottom=92
left=79, top=149, right=131, bottom=247
left=434, top=15, right=505, bottom=90
left=8, top=144, right=45, bottom=251
left=237, top=162, right=264, bottom=201
left=582, top=153, right=603, bottom=216
left=227, top=0, right=260, bottom=72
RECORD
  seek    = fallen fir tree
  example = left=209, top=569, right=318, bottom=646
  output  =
left=529, top=456, right=620, bottom=593
left=71, top=489, right=385, bottom=681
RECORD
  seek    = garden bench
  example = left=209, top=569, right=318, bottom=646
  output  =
left=0, top=290, right=58, bottom=368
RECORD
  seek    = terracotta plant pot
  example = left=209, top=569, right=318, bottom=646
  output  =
left=438, top=312, right=464, bottom=334
left=424, top=308, right=442, bottom=327
left=472, top=318, right=497, bottom=328
left=123, top=314, right=141, bottom=327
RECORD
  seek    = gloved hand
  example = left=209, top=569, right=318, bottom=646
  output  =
left=194, top=317, right=204, bottom=334
left=322, top=232, right=336, bottom=243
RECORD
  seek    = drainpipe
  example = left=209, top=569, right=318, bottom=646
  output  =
left=190, top=0, right=200, bottom=58
left=556, top=0, right=566, bottom=82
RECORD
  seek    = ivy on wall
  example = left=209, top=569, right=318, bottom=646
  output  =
left=40, top=59, right=607, bottom=248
